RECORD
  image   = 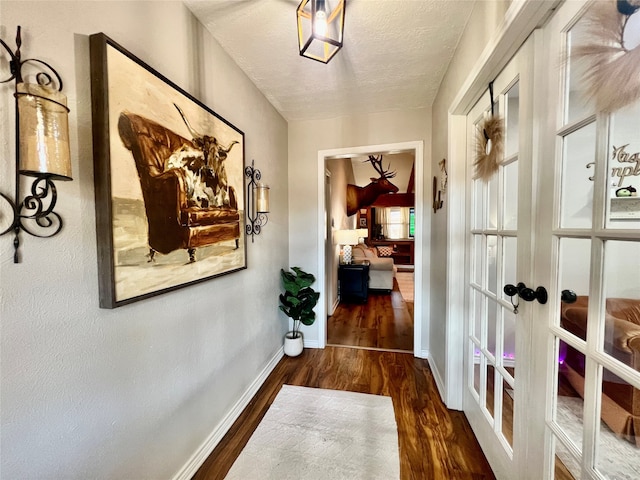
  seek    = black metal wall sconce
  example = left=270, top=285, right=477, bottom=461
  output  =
left=432, top=176, right=443, bottom=213
left=245, top=159, right=270, bottom=242
left=0, top=26, right=72, bottom=263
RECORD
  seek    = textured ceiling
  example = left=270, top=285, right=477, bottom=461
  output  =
left=184, top=0, right=475, bottom=121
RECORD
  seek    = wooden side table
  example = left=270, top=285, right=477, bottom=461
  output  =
left=338, top=260, right=370, bottom=303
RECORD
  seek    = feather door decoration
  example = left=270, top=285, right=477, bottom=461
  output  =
left=573, top=0, right=640, bottom=113
left=474, top=115, right=504, bottom=181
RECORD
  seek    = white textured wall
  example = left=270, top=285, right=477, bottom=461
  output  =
left=0, top=1, right=288, bottom=478
left=288, top=109, right=431, bottom=347
left=326, top=159, right=356, bottom=233
left=326, top=158, right=356, bottom=311
left=430, top=1, right=510, bottom=391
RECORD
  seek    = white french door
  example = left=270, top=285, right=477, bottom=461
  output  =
left=463, top=2, right=640, bottom=479
left=534, top=1, right=640, bottom=478
left=463, top=37, right=539, bottom=479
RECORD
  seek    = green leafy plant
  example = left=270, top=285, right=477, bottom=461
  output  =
left=279, top=267, right=320, bottom=339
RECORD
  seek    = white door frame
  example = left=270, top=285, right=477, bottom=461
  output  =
left=316, top=141, right=426, bottom=357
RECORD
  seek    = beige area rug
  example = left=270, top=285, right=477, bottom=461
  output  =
left=225, top=385, right=400, bottom=479
left=395, top=272, right=414, bottom=302
left=555, top=395, right=640, bottom=479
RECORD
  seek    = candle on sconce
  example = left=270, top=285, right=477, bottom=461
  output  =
left=255, top=183, right=270, bottom=213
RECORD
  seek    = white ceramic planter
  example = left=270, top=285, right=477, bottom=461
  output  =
left=284, top=332, right=304, bottom=357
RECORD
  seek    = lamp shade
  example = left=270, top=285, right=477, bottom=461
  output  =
left=297, top=0, right=345, bottom=63
left=333, top=229, right=362, bottom=246
left=17, top=82, right=72, bottom=180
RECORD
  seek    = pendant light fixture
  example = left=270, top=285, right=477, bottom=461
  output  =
left=297, top=0, right=346, bottom=64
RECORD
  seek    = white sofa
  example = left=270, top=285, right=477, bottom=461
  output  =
left=352, top=244, right=396, bottom=291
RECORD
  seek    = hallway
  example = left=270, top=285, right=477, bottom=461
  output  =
left=193, top=347, right=495, bottom=480
left=328, top=276, right=414, bottom=351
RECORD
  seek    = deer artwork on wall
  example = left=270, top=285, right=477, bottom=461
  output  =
left=346, top=155, right=399, bottom=216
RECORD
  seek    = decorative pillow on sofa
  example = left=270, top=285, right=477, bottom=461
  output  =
left=351, top=246, right=370, bottom=259
left=377, top=246, right=394, bottom=257
left=363, top=247, right=377, bottom=259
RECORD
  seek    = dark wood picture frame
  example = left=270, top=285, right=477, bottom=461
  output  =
left=90, top=33, right=246, bottom=308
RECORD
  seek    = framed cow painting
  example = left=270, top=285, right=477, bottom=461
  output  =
left=90, top=33, right=246, bottom=308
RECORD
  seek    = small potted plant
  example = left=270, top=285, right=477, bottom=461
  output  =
left=279, top=267, right=320, bottom=357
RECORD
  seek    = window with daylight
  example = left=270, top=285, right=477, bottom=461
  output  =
left=409, top=207, right=415, bottom=238
left=376, top=207, right=413, bottom=239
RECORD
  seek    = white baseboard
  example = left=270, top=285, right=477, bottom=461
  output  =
left=303, top=339, right=320, bottom=349
left=427, top=353, right=447, bottom=405
left=417, top=349, right=429, bottom=359
left=171, top=347, right=284, bottom=480
left=330, top=297, right=339, bottom=316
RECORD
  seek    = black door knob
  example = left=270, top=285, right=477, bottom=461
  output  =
left=535, top=286, right=548, bottom=305
left=503, top=282, right=549, bottom=305
left=504, top=284, right=519, bottom=297
left=561, top=289, right=577, bottom=304
left=519, top=287, right=537, bottom=302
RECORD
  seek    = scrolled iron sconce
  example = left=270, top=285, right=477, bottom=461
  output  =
left=244, top=159, right=269, bottom=242
left=0, top=26, right=72, bottom=263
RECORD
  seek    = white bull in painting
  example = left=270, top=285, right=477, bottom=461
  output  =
left=168, top=104, right=239, bottom=208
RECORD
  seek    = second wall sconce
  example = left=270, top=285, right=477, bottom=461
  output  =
left=245, top=159, right=269, bottom=242
left=0, top=26, right=73, bottom=263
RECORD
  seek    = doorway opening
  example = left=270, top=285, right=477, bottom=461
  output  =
left=315, top=141, right=426, bottom=357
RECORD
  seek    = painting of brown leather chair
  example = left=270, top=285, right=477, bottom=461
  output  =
left=117, top=111, right=240, bottom=263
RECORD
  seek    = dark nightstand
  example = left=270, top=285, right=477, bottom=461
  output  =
left=338, top=260, right=370, bottom=303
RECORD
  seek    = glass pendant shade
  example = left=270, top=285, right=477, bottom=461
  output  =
left=297, top=0, right=345, bottom=63
left=255, top=183, right=270, bottom=213
left=17, top=82, right=72, bottom=180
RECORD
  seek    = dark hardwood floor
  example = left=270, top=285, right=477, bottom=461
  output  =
left=328, top=278, right=413, bottom=351
left=192, top=347, right=495, bottom=480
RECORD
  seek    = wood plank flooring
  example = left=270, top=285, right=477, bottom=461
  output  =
left=192, top=347, right=495, bottom=480
left=328, top=278, right=413, bottom=351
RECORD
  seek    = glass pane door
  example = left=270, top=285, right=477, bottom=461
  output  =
left=537, top=2, right=640, bottom=478
left=464, top=44, right=534, bottom=478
